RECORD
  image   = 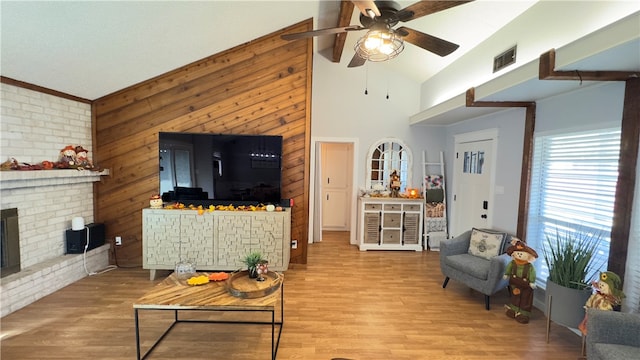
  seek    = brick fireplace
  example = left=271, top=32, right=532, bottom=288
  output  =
left=0, top=83, right=109, bottom=317
left=0, top=170, right=110, bottom=316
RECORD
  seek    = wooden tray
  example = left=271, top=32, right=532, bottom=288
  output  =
left=225, top=270, right=283, bottom=299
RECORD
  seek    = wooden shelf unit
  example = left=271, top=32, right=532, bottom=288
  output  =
left=357, top=197, right=423, bottom=251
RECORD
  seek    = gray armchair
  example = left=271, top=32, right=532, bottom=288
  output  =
left=440, top=229, right=513, bottom=310
left=586, top=309, right=640, bottom=360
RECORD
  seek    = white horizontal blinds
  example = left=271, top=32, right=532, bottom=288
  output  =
left=623, top=146, right=640, bottom=313
left=528, top=127, right=621, bottom=289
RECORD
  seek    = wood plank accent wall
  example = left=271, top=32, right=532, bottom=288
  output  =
left=93, top=19, right=313, bottom=267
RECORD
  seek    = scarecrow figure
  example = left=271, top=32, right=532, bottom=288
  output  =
left=149, top=194, right=163, bottom=209
left=58, top=145, right=77, bottom=168
left=503, top=238, right=538, bottom=324
left=74, top=145, right=93, bottom=169
left=578, top=271, right=625, bottom=334
left=389, top=170, right=401, bottom=197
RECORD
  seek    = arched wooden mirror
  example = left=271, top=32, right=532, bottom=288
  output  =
left=366, top=138, right=412, bottom=193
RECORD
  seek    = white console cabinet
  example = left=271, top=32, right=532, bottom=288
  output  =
left=143, top=208, right=290, bottom=280
left=357, top=197, right=423, bottom=251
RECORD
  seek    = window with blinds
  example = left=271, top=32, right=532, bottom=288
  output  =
left=526, top=127, right=621, bottom=289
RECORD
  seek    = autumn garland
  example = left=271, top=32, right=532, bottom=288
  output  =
left=162, top=203, right=284, bottom=215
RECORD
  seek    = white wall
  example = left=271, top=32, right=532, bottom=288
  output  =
left=536, top=82, right=625, bottom=134
left=310, top=54, right=449, bottom=244
left=311, top=54, right=446, bottom=191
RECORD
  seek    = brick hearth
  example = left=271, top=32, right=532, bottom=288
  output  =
left=0, top=171, right=110, bottom=317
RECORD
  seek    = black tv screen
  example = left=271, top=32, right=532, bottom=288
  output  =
left=159, top=132, right=283, bottom=205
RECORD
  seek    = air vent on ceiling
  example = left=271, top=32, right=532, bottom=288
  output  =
left=493, top=45, right=517, bottom=73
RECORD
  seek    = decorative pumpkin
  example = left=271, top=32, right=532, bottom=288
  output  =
left=187, top=275, right=210, bottom=286
left=208, top=272, right=229, bottom=281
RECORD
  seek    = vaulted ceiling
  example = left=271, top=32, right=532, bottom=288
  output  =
left=1, top=1, right=536, bottom=100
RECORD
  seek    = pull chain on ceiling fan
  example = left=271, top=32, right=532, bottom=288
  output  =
left=281, top=0, right=474, bottom=68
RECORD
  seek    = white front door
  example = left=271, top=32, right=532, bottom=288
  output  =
left=321, top=143, right=353, bottom=230
left=452, top=136, right=495, bottom=236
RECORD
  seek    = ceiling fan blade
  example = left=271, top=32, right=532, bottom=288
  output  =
left=347, top=52, right=367, bottom=68
left=281, top=25, right=365, bottom=40
left=398, top=1, right=474, bottom=22
left=397, top=27, right=459, bottom=57
left=351, top=0, right=381, bottom=18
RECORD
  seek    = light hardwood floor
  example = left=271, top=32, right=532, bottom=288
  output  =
left=1, top=231, right=583, bottom=359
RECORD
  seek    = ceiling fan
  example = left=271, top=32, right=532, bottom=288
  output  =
left=281, top=0, right=474, bottom=67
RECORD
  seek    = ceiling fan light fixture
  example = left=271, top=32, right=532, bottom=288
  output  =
left=363, top=34, right=382, bottom=50
left=355, top=29, right=404, bottom=62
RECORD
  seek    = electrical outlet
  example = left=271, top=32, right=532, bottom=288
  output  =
left=115, top=236, right=122, bottom=246
left=291, top=239, right=298, bottom=249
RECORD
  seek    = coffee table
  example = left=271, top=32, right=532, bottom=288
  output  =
left=133, top=272, right=283, bottom=360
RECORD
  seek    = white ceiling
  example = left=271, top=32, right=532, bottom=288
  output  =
left=1, top=0, right=536, bottom=100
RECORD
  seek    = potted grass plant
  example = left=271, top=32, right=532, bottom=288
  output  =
left=242, top=251, right=264, bottom=279
left=542, top=225, right=605, bottom=328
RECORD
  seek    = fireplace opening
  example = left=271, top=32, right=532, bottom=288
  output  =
left=1, top=208, right=21, bottom=278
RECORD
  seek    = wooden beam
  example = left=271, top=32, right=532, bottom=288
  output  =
left=465, top=87, right=534, bottom=108
left=1, top=76, right=92, bottom=104
left=539, top=49, right=640, bottom=81
left=332, top=1, right=355, bottom=63
left=609, top=77, right=640, bottom=282
left=516, top=105, right=535, bottom=241
left=465, top=87, right=536, bottom=241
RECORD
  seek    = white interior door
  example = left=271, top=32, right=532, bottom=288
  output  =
left=452, top=138, right=494, bottom=235
left=321, top=143, right=353, bottom=230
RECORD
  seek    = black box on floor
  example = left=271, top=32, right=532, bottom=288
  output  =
left=65, top=223, right=105, bottom=254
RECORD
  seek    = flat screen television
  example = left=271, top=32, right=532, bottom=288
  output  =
left=159, top=132, right=283, bottom=206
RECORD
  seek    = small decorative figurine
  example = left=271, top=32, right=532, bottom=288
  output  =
left=578, top=271, right=625, bottom=334
left=390, top=170, right=401, bottom=197
left=256, top=260, right=269, bottom=282
left=74, top=146, right=93, bottom=169
left=58, top=145, right=77, bottom=168
left=503, top=238, right=538, bottom=324
left=149, top=194, right=163, bottom=209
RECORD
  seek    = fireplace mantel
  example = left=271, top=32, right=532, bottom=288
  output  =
left=0, top=169, right=110, bottom=190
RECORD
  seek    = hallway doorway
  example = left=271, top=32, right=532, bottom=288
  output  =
left=309, top=137, right=359, bottom=245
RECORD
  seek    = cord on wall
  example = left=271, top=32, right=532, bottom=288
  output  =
left=83, top=225, right=117, bottom=276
